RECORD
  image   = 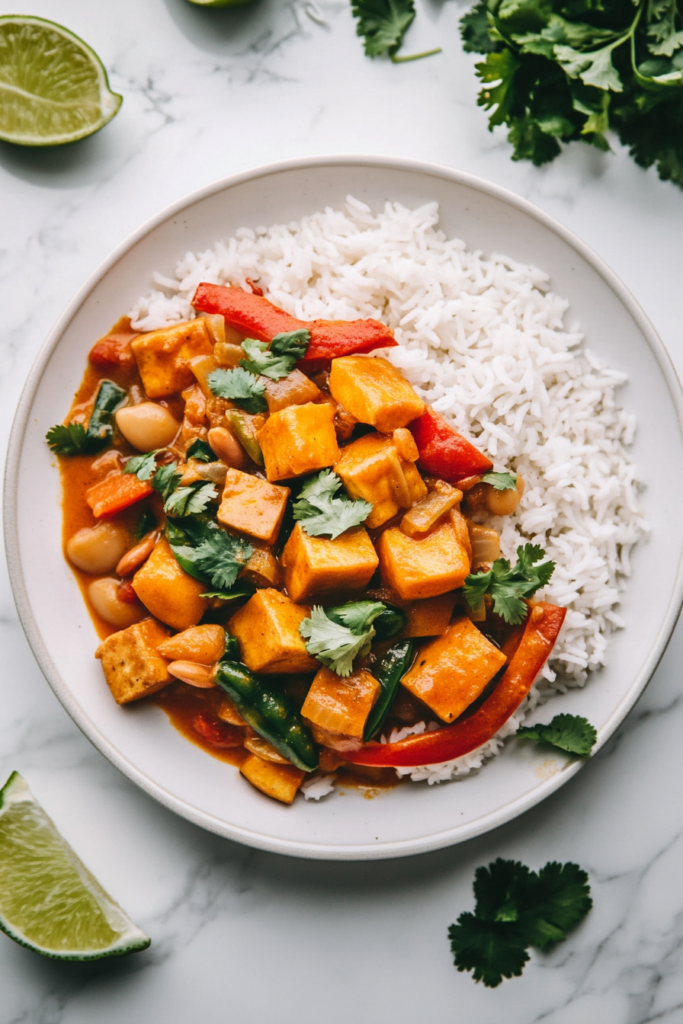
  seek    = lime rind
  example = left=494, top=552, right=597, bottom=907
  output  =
left=0, top=15, right=122, bottom=147
left=0, top=772, right=150, bottom=960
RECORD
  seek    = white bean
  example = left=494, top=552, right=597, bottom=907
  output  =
left=66, top=523, right=128, bottom=575
left=88, top=578, right=146, bottom=628
left=115, top=403, right=179, bottom=452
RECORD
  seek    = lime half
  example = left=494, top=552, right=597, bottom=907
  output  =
left=0, top=772, right=150, bottom=960
left=0, top=16, right=122, bottom=146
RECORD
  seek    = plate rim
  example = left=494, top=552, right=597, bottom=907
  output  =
left=6, top=153, right=683, bottom=860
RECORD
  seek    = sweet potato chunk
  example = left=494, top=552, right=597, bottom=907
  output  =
left=258, top=402, right=340, bottom=481
left=228, top=588, right=318, bottom=674
left=95, top=618, right=171, bottom=705
left=378, top=519, right=470, bottom=600
left=301, top=666, right=380, bottom=739
left=217, top=468, right=290, bottom=545
left=329, top=356, right=424, bottom=432
left=131, top=320, right=213, bottom=399
left=400, top=617, right=507, bottom=722
left=132, top=537, right=209, bottom=631
left=265, top=370, right=321, bottom=413
left=334, top=432, right=427, bottom=529
left=156, top=624, right=225, bottom=664
left=281, top=523, right=379, bottom=603
left=403, top=592, right=458, bottom=637
left=240, top=753, right=305, bottom=804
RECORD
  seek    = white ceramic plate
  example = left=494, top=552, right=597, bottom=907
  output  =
left=6, top=156, right=683, bottom=860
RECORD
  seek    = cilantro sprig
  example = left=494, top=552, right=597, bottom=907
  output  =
left=482, top=471, right=518, bottom=491
left=293, top=469, right=372, bottom=540
left=207, top=366, right=267, bottom=414
left=351, top=0, right=441, bottom=61
left=464, top=544, right=555, bottom=624
left=46, top=423, right=90, bottom=456
left=449, top=858, right=592, bottom=987
left=239, top=330, right=310, bottom=379
left=186, top=438, right=214, bottom=462
left=517, top=714, right=597, bottom=756
left=124, top=449, right=163, bottom=481
left=299, top=601, right=386, bottom=676
left=164, top=482, right=217, bottom=518
left=166, top=518, right=253, bottom=592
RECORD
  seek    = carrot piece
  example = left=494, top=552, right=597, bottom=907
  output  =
left=86, top=472, right=153, bottom=519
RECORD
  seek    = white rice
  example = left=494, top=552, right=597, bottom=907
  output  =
left=130, top=196, right=648, bottom=789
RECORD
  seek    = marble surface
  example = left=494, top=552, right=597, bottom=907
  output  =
left=2, top=0, right=683, bottom=1020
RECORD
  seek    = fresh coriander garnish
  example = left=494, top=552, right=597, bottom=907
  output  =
left=124, top=449, right=162, bottom=481
left=185, top=438, right=214, bottom=462
left=45, top=423, right=89, bottom=456
left=293, top=469, right=372, bottom=540
left=46, top=381, right=126, bottom=457
left=464, top=544, right=555, bottom=624
left=482, top=471, right=517, bottom=491
left=239, top=329, right=310, bottom=380
left=166, top=519, right=253, bottom=590
left=448, top=858, right=592, bottom=987
left=299, top=601, right=386, bottom=677
left=517, top=714, right=597, bottom=756
left=164, top=481, right=217, bottom=518
left=151, top=462, right=182, bottom=501
left=200, top=586, right=254, bottom=601
left=207, top=366, right=267, bottom=414
left=351, top=0, right=415, bottom=58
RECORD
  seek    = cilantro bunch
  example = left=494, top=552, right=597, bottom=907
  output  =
left=449, top=858, right=592, bottom=987
left=464, top=543, right=555, bottom=624
left=460, top=0, right=683, bottom=186
left=293, top=469, right=372, bottom=540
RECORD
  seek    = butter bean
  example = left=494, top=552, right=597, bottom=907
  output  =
left=88, top=578, right=146, bottom=628
left=115, top=403, right=180, bottom=452
left=67, top=523, right=127, bottom=575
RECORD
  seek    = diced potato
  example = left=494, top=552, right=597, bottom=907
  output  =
left=240, top=753, right=305, bottom=805
left=258, top=402, right=340, bottom=482
left=400, top=482, right=463, bottom=537
left=131, top=320, right=213, bottom=399
left=378, top=519, right=471, bottom=600
left=301, top=666, right=380, bottom=739
left=334, top=432, right=428, bottom=529
left=281, top=523, right=379, bottom=603
left=400, top=617, right=507, bottom=722
left=156, top=624, right=225, bottom=664
left=329, top=356, right=424, bottom=432
left=95, top=618, right=171, bottom=705
left=132, top=537, right=209, bottom=631
left=265, top=370, right=321, bottom=413
left=403, top=592, right=458, bottom=637
left=217, top=468, right=290, bottom=545
left=239, top=546, right=282, bottom=588
left=228, top=588, right=318, bottom=674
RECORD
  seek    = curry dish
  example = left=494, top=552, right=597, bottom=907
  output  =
left=49, top=282, right=566, bottom=805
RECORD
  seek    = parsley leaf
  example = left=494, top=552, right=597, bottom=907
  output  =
left=482, top=471, right=518, bottom=491
left=124, top=449, right=162, bottom=481
left=517, top=713, right=597, bottom=755
left=152, top=462, right=182, bottom=501
left=186, top=438, right=214, bottom=462
left=351, top=0, right=416, bottom=57
left=45, top=423, right=89, bottom=456
left=299, top=602, right=385, bottom=676
left=207, top=367, right=267, bottom=414
left=164, top=482, right=217, bottom=518
left=293, top=469, right=372, bottom=540
left=463, top=543, right=555, bottom=624
left=192, top=531, right=254, bottom=591
left=239, top=330, right=310, bottom=380
left=449, top=858, right=592, bottom=987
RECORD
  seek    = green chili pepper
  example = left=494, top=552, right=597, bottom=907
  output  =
left=372, top=604, right=408, bottom=641
left=85, top=380, right=127, bottom=453
left=225, top=409, right=264, bottom=467
left=363, top=639, right=416, bottom=742
left=214, top=658, right=319, bottom=772
left=223, top=631, right=240, bottom=661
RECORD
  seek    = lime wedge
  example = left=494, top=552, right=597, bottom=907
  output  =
left=0, top=16, right=122, bottom=146
left=0, top=772, right=150, bottom=960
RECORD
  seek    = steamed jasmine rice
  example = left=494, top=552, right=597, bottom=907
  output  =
left=129, top=196, right=648, bottom=788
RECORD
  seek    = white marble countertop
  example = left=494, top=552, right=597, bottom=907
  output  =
left=2, top=1, right=683, bottom=1020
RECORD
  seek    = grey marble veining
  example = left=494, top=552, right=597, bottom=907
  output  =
left=2, top=0, right=683, bottom=1021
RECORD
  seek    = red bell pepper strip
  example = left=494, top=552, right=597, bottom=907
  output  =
left=191, top=283, right=397, bottom=368
left=86, top=472, right=153, bottom=519
left=343, top=602, right=566, bottom=767
left=408, top=407, right=492, bottom=482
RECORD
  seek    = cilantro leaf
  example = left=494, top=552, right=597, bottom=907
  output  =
left=448, top=914, right=529, bottom=988
left=293, top=469, right=372, bottom=539
left=45, top=423, right=89, bottom=456
left=325, top=600, right=386, bottom=634
left=299, top=604, right=382, bottom=676
left=351, top=0, right=416, bottom=57
left=152, top=462, right=182, bottom=501
left=518, top=862, right=593, bottom=948
left=517, top=713, right=597, bottom=755
left=192, top=531, right=254, bottom=591
left=239, top=330, right=311, bottom=380
left=464, top=543, right=555, bottom=624
left=207, top=367, right=267, bottom=414
left=646, top=0, right=683, bottom=57
left=473, top=859, right=532, bottom=922
left=271, top=329, right=310, bottom=358
left=460, top=1, right=499, bottom=54
left=186, top=438, right=214, bottom=462
left=164, top=481, right=217, bottom=518
left=200, top=586, right=254, bottom=601
left=482, top=471, right=518, bottom=491
left=124, top=449, right=162, bottom=481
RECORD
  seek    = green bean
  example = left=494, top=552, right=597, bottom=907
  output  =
left=225, top=410, right=264, bottom=467
left=363, top=640, right=416, bottom=742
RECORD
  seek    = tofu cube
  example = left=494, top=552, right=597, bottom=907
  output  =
left=378, top=519, right=470, bottom=600
left=217, top=468, right=290, bottom=545
left=335, top=432, right=428, bottom=528
left=282, top=523, right=379, bottom=604
left=301, top=666, right=380, bottom=739
left=258, top=402, right=340, bottom=482
left=240, top=753, right=306, bottom=804
left=403, top=592, right=458, bottom=637
left=401, top=617, right=507, bottom=722
left=156, top=624, right=226, bottom=664
left=95, top=618, right=171, bottom=705
left=228, top=588, right=318, bottom=674
left=329, top=356, right=424, bottom=433
left=131, top=320, right=213, bottom=398
left=132, top=537, right=209, bottom=631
